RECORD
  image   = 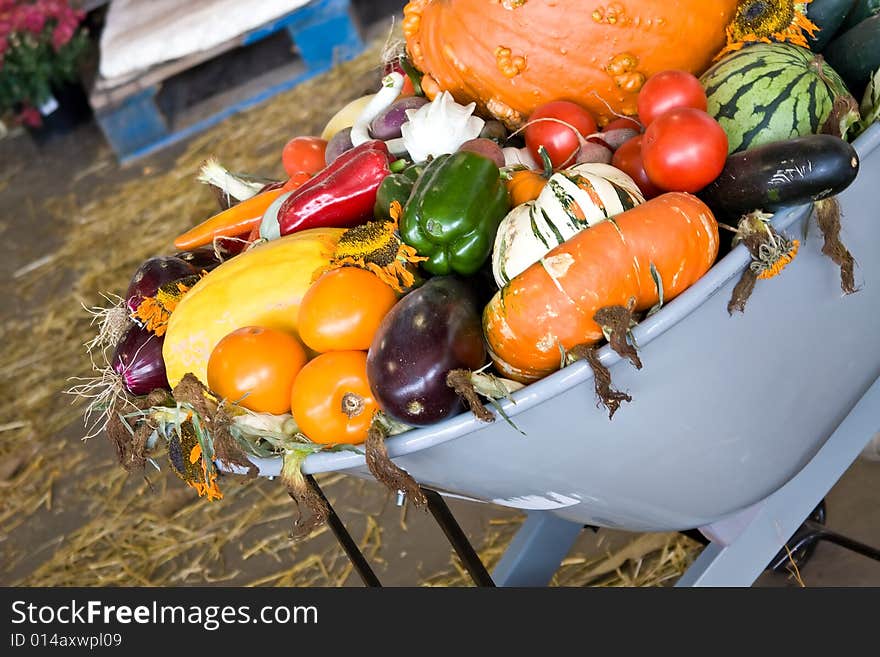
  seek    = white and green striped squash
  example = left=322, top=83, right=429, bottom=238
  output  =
left=492, top=163, right=644, bottom=288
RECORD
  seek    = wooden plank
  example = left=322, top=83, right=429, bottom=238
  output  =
left=90, top=0, right=331, bottom=107
left=91, top=33, right=252, bottom=108
left=117, top=57, right=320, bottom=164
left=89, top=0, right=365, bottom=162
left=93, top=86, right=168, bottom=159
left=171, top=57, right=308, bottom=134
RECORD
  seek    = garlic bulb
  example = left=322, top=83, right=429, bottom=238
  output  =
left=400, top=91, right=485, bottom=162
left=502, top=146, right=539, bottom=169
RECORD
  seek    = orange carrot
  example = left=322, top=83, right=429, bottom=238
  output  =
left=282, top=171, right=312, bottom=192
left=174, top=187, right=285, bottom=250
left=483, top=193, right=719, bottom=382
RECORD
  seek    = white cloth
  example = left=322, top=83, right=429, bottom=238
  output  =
left=98, top=0, right=311, bottom=81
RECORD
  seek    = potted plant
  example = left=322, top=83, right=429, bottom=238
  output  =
left=0, top=0, right=90, bottom=140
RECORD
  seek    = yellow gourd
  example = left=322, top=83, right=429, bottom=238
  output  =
left=163, top=228, right=344, bottom=387
left=320, top=94, right=376, bottom=141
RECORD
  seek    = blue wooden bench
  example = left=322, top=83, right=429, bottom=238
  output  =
left=89, top=0, right=364, bottom=163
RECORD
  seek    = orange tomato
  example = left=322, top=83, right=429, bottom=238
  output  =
left=206, top=326, right=307, bottom=414
left=297, top=268, right=398, bottom=353
left=290, top=350, right=377, bottom=444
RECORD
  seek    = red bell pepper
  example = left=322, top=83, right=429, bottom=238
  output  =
left=277, top=140, right=392, bottom=236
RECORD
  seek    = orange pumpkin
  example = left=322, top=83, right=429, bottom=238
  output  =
left=403, top=0, right=740, bottom=127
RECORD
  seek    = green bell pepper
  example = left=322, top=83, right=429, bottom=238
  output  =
left=373, top=162, right=423, bottom=221
left=400, top=151, right=510, bottom=275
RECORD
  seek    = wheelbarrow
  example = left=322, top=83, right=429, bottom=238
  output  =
left=227, top=123, right=880, bottom=587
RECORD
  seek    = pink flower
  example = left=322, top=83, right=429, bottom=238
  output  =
left=18, top=8, right=47, bottom=35
left=51, top=19, right=73, bottom=49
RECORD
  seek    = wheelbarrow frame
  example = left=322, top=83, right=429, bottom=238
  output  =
left=224, top=123, right=880, bottom=586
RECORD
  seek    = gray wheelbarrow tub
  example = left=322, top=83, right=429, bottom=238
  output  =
left=231, top=124, right=880, bottom=533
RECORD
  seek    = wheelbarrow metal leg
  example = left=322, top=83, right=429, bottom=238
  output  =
left=491, top=512, right=583, bottom=587
left=809, top=523, right=880, bottom=562
left=676, top=375, right=880, bottom=587
left=767, top=520, right=880, bottom=571
left=422, top=488, right=496, bottom=587
left=305, top=475, right=382, bottom=587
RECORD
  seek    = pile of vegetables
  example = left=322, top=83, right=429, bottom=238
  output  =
left=75, top=0, right=880, bottom=537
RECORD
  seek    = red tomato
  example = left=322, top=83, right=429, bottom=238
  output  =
left=524, top=101, right=598, bottom=169
left=603, top=116, right=643, bottom=133
left=281, top=136, right=327, bottom=177
left=637, top=71, right=707, bottom=126
left=642, top=108, right=728, bottom=193
left=611, top=135, right=662, bottom=199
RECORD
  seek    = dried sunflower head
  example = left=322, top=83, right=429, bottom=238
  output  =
left=168, top=421, right=223, bottom=501
left=131, top=273, right=201, bottom=336
left=719, top=0, right=818, bottom=58
left=315, top=201, right=427, bottom=292
left=735, top=210, right=800, bottom=280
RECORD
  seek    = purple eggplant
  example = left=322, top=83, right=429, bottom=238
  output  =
left=112, top=323, right=169, bottom=395
left=367, top=276, right=486, bottom=426
left=125, top=256, right=196, bottom=312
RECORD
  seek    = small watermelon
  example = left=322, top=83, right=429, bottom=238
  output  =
left=701, top=43, right=857, bottom=153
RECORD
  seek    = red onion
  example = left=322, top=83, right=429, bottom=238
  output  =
left=325, top=127, right=354, bottom=166
left=173, top=245, right=236, bottom=271
left=576, top=140, right=614, bottom=165
left=369, top=96, right=429, bottom=141
left=458, top=138, right=505, bottom=168
left=595, top=127, right=639, bottom=151
left=112, top=324, right=169, bottom=395
left=125, top=256, right=196, bottom=312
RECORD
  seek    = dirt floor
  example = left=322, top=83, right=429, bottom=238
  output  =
left=1, top=4, right=877, bottom=588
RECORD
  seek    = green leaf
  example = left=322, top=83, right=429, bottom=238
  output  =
left=488, top=398, right=527, bottom=436
left=398, top=56, right=424, bottom=97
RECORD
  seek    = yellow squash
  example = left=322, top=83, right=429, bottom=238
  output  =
left=163, top=228, right=344, bottom=387
left=320, top=94, right=376, bottom=141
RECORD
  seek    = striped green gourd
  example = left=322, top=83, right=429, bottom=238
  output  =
left=701, top=43, right=854, bottom=153
left=491, top=163, right=644, bottom=287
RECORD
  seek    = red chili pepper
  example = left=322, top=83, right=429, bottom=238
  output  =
left=277, top=140, right=392, bottom=236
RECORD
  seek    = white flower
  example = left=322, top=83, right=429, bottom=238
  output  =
left=400, top=91, right=485, bottom=162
